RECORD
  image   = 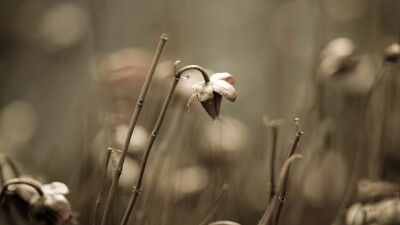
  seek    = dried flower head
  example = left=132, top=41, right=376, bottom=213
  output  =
left=9, top=179, right=74, bottom=225
left=187, top=72, right=236, bottom=119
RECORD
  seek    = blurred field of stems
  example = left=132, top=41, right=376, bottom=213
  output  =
left=0, top=0, right=400, bottom=224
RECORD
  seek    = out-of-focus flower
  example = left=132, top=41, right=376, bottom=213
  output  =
left=188, top=73, right=236, bottom=119
left=40, top=2, right=89, bottom=50
left=115, top=125, right=148, bottom=153
left=345, top=203, right=375, bottom=225
left=357, top=179, right=400, bottom=202
left=384, top=43, right=400, bottom=63
left=7, top=178, right=74, bottom=225
left=160, top=165, right=209, bottom=201
left=302, top=150, right=347, bottom=207
left=202, top=117, right=250, bottom=161
left=346, top=199, right=400, bottom=225
left=317, top=38, right=356, bottom=81
left=209, top=221, right=241, bottom=225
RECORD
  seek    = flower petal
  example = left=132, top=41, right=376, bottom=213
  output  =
left=211, top=80, right=236, bottom=102
left=42, top=182, right=69, bottom=195
left=186, top=93, right=197, bottom=112
left=200, top=94, right=222, bottom=120
left=195, top=82, right=214, bottom=102
left=210, top=73, right=235, bottom=84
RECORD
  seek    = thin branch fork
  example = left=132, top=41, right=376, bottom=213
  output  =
left=120, top=62, right=211, bottom=225
left=100, top=34, right=168, bottom=225
left=273, top=129, right=303, bottom=225
left=258, top=154, right=303, bottom=225
left=199, top=184, right=230, bottom=225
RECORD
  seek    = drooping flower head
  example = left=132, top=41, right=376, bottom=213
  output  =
left=188, top=72, right=236, bottom=119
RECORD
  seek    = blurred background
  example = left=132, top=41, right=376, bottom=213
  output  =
left=0, top=0, right=400, bottom=224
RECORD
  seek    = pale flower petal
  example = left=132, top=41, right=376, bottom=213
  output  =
left=42, top=182, right=69, bottom=195
left=210, top=72, right=233, bottom=81
left=195, top=82, right=214, bottom=102
left=211, top=80, right=236, bottom=102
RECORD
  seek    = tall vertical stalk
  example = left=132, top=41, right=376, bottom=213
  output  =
left=120, top=64, right=211, bottom=225
left=258, top=154, right=303, bottom=225
left=273, top=119, right=303, bottom=225
left=269, top=124, right=278, bottom=200
left=199, top=184, right=229, bottom=225
left=93, top=148, right=113, bottom=225
left=100, top=34, right=168, bottom=225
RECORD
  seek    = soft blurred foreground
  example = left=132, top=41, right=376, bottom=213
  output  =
left=0, top=0, right=400, bottom=224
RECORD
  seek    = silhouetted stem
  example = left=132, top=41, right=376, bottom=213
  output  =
left=0, top=178, right=43, bottom=205
left=258, top=154, right=303, bottom=225
left=332, top=61, right=389, bottom=224
left=269, top=125, right=278, bottom=200
left=273, top=130, right=303, bottom=225
left=94, top=148, right=112, bottom=225
left=199, top=184, right=230, bottom=225
left=100, top=34, right=168, bottom=225
left=0, top=154, right=20, bottom=184
left=120, top=63, right=211, bottom=225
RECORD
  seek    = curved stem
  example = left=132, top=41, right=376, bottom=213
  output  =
left=199, top=184, right=229, bottom=225
left=120, top=62, right=211, bottom=224
left=100, top=34, right=168, bottom=225
left=273, top=131, right=303, bottom=225
left=258, top=154, right=303, bottom=225
left=0, top=154, right=20, bottom=184
left=0, top=178, right=43, bottom=205
left=175, top=65, right=210, bottom=83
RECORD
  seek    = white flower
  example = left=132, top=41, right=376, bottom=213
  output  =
left=187, top=73, right=236, bottom=119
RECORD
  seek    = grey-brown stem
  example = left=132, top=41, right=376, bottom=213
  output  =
left=120, top=70, right=181, bottom=225
left=273, top=130, right=303, bottom=225
left=94, top=148, right=112, bottom=225
left=175, top=65, right=210, bottom=83
left=100, top=34, right=167, bottom=225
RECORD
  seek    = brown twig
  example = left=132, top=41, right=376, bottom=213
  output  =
left=0, top=178, right=43, bottom=205
left=258, top=154, right=303, bottom=225
left=100, top=34, right=168, bottom=225
left=93, top=148, right=113, bottom=225
left=269, top=123, right=278, bottom=201
left=120, top=62, right=211, bottom=225
left=273, top=118, right=303, bottom=225
left=199, top=184, right=230, bottom=225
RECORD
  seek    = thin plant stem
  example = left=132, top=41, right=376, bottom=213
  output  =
left=273, top=119, right=303, bottom=225
left=332, top=61, right=389, bottom=224
left=93, top=148, right=113, bottom=225
left=199, top=184, right=229, bottom=225
left=175, top=65, right=210, bottom=83
left=258, top=154, right=303, bottom=225
left=0, top=178, right=43, bottom=205
left=120, top=63, right=210, bottom=225
left=269, top=124, right=278, bottom=201
left=0, top=154, right=21, bottom=182
left=100, top=34, right=168, bottom=225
